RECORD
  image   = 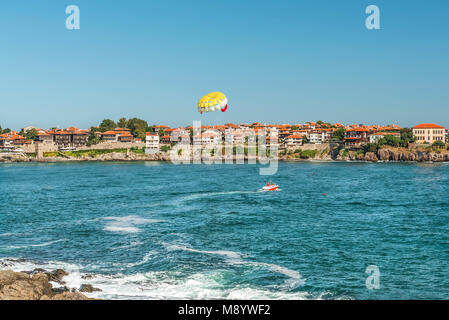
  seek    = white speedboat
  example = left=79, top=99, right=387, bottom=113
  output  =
left=259, top=183, right=279, bottom=192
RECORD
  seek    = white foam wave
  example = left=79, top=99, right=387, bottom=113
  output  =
left=2, top=239, right=67, bottom=250
left=0, top=232, right=22, bottom=237
left=125, top=250, right=157, bottom=267
left=64, top=270, right=312, bottom=300
left=0, top=257, right=315, bottom=300
left=102, top=215, right=163, bottom=233
left=103, top=216, right=163, bottom=224
left=0, top=257, right=81, bottom=274
left=104, top=226, right=141, bottom=233
left=164, top=243, right=305, bottom=288
left=113, top=241, right=144, bottom=250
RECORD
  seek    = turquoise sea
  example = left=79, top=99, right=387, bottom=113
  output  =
left=1, top=161, right=449, bottom=299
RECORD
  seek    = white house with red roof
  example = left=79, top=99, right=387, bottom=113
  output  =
left=412, top=123, right=446, bottom=144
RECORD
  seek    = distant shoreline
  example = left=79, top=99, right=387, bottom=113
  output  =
left=2, top=144, right=449, bottom=164
left=1, top=157, right=448, bottom=164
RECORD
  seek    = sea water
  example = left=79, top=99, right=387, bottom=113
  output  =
left=1, top=161, right=449, bottom=299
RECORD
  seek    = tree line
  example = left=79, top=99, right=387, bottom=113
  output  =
left=87, top=117, right=154, bottom=146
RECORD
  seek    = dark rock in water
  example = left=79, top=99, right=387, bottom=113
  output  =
left=0, top=258, right=26, bottom=268
left=81, top=274, right=95, bottom=280
left=52, top=286, right=71, bottom=294
left=47, top=269, right=68, bottom=284
left=79, top=284, right=102, bottom=293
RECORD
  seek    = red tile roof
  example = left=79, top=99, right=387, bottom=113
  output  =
left=412, top=123, right=445, bottom=129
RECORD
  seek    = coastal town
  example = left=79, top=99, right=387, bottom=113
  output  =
left=0, top=120, right=448, bottom=162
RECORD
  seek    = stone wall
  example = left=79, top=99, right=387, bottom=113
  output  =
left=20, top=141, right=145, bottom=154
left=22, top=143, right=58, bottom=153
left=286, top=143, right=331, bottom=151
left=77, top=141, right=145, bottom=150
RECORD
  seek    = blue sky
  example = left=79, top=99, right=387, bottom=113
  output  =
left=0, top=0, right=448, bottom=129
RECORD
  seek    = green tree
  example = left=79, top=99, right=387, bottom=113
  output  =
left=24, top=128, right=38, bottom=140
left=398, top=128, right=416, bottom=147
left=117, top=117, right=128, bottom=128
left=302, top=136, right=309, bottom=144
left=126, top=118, right=149, bottom=140
left=300, top=150, right=317, bottom=159
left=363, top=143, right=379, bottom=153
left=432, top=140, right=445, bottom=149
left=99, top=119, right=116, bottom=132
left=379, top=135, right=401, bottom=148
left=87, top=127, right=101, bottom=146
left=161, top=145, right=171, bottom=152
left=333, top=128, right=346, bottom=141
left=291, top=125, right=298, bottom=130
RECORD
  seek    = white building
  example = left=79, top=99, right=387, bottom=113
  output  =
left=145, top=132, right=159, bottom=154
left=308, top=130, right=333, bottom=144
left=285, top=134, right=303, bottom=148
left=369, top=132, right=401, bottom=143
left=308, top=131, right=325, bottom=144
left=193, top=130, right=222, bottom=145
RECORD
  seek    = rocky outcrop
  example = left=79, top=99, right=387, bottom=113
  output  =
left=0, top=154, right=32, bottom=162
left=364, top=152, right=378, bottom=162
left=0, top=270, right=93, bottom=300
left=376, top=148, right=449, bottom=162
left=333, top=146, right=449, bottom=163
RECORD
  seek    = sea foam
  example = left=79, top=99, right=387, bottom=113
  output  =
left=0, top=257, right=315, bottom=300
left=102, top=215, right=163, bottom=233
left=163, top=243, right=305, bottom=288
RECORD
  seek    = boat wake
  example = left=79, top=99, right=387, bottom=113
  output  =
left=180, top=190, right=259, bottom=201
left=257, top=188, right=282, bottom=193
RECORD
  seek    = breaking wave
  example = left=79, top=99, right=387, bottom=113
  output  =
left=0, top=257, right=315, bottom=300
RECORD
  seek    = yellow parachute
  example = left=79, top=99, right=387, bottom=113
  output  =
left=197, top=92, right=228, bottom=114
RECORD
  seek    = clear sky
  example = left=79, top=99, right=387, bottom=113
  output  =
left=1, top=0, right=448, bottom=130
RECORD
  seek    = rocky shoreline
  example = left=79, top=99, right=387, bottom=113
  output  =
left=334, top=147, right=449, bottom=162
left=0, top=267, right=99, bottom=300
left=1, top=147, right=449, bottom=163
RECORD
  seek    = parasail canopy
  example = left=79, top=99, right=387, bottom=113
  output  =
left=197, top=92, right=228, bottom=114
